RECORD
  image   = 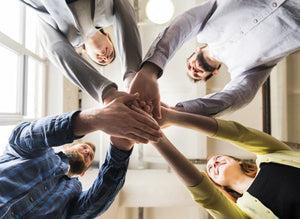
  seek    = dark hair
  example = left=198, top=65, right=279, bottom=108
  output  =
left=206, top=155, right=258, bottom=202
left=186, top=51, right=221, bottom=83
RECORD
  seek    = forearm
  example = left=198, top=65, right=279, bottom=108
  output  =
left=178, top=65, right=273, bottom=116
left=72, top=108, right=103, bottom=137
left=153, top=135, right=202, bottom=187
left=71, top=144, right=132, bottom=217
left=142, top=0, right=216, bottom=74
left=113, top=0, right=142, bottom=88
left=167, top=110, right=218, bottom=137
left=38, top=19, right=117, bottom=103
left=8, top=111, right=79, bottom=158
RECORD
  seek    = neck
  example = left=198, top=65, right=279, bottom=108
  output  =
left=230, top=174, right=254, bottom=195
left=202, top=46, right=222, bottom=66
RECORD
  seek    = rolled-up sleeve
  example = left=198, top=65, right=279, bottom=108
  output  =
left=7, top=111, right=81, bottom=158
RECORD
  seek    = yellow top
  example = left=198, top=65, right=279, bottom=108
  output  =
left=187, top=119, right=300, bottom=219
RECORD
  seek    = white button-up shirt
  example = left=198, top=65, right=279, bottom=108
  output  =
left=144, top=0, right=300, bottom=116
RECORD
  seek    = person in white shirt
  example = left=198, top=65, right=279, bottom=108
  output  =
left=129, top=0, right=300, bottom=118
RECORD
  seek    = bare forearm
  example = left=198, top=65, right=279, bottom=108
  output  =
left=72, top=109, right=100, bottom=137
left=168, top=110, right=218, bottom=137
left=153, top=136, right=203, bottom=187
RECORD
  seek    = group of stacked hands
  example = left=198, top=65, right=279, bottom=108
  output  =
left=1, top=0, right=299, bottom=218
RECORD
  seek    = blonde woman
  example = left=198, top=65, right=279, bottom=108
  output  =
left=132, top=105, right=300, bottom=219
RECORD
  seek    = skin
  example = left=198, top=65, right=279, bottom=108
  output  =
left=64, top=143, right=95, bottom=177
left=73, top=93, right=162, bottom=144
left=129, top=46, right=221, bottom=118
left=83, top=30, right=115, bottom=66
left=186, top=46, right=221, bottom=81
left=152, top=106, right=253, bottom=193
left=206, top=155, right=253, bottom=194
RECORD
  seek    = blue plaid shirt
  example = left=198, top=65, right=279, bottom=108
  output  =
left=0, top=111, right=132, bottom=218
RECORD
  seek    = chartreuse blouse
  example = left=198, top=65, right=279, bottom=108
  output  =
left=187, top=119, right=300, bottom=219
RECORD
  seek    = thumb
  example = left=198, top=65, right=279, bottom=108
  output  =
left=153, top=99, right=162, bottom=119
left=117, top=92, right=139, bottom=104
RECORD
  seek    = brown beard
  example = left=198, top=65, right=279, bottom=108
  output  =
left=64, top=149, right=86, bottom=175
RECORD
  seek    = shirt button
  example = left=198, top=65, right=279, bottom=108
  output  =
left=29, top=196, right=34, bottom=202
left=44, top=186, right=48, bottom=191
left=253, top=19, right=258, bottom=23
left=272, top=2, right=277, bottom=7
left=240, top=31, right=244, bottom=35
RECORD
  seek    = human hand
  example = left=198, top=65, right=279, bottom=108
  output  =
left=130, top=104, right=171, bottom=129
left=129, top=62, right=161, bottom=119
left=98, top=93, right=162, bottom=143
left=103, top=88, right=128, bottom=105
left=110, top=136, right=134, bottom=151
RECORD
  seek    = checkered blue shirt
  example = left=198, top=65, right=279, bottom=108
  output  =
left=0, top=111, right=131, bottom=218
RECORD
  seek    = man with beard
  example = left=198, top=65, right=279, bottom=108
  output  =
left=0, top=94, right=161, bottom=218
left=129, top=0, right=300, bottom=118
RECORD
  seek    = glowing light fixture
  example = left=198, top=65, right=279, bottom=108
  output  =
left=146, top=0, right=175, bottom=24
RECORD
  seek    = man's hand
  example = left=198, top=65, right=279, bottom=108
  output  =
left=110, top=136, right=134, bottom=151
left=73, top=93, right=162, bottom=143
left=103, top=88, right=128, bottom=105
left=130, top=104, right=172, bottom=129
left=129, top=62, right=162, bottom=119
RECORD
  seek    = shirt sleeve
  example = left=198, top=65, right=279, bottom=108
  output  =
left=177, top=65, right=273, bottom=116
left=213, top=119, right=292, bottom=155
left=142, top=0, right=217, bottom=77
left=187, top=173, right=249, bottom=219
left=112, top=0, right=143, bottom=89
left=6, top=111, right=81, bottom=159
left=38, top=18, right=118, bottom=103
left=69, top=144, right=132, bottom=218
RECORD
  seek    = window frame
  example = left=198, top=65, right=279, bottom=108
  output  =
left=0, top=4, right=46, bottom=126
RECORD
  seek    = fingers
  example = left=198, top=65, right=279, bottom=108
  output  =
left=152, top=99, right=162, bottom=119
left=130, top=105, right=150, bottom=117
left=117, top=92, right=139, bottom=104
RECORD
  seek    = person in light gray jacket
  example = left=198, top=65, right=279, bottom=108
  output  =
left=129, top=0, right=300, bottom=118
left=20, top=0, right=142, bottom=104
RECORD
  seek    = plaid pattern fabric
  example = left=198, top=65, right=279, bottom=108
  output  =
left=0, top=111, right=131, bottom=218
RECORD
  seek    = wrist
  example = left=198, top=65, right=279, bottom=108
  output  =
left=140, top=62, right=161, bottom=79
left=167, top=109, right=178, bottom=126
left=103, top=88, right=117, bottom=104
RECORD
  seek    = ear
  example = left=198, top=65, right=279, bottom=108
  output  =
left=212, top=69, right=220, bottom=76
left=80, top=171, right=86, bottom=177
left=195, top=47, right=201, bottom=53
left=82, top=46, right=87, bottom=54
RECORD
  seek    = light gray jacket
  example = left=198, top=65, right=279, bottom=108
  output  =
left=20, top=0, right=142, bottom=102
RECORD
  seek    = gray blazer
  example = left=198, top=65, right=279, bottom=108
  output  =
left=20, top=0, right=142, bottom=102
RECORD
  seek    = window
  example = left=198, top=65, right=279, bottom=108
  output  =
left=0, top=2, right=46, bottom=151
